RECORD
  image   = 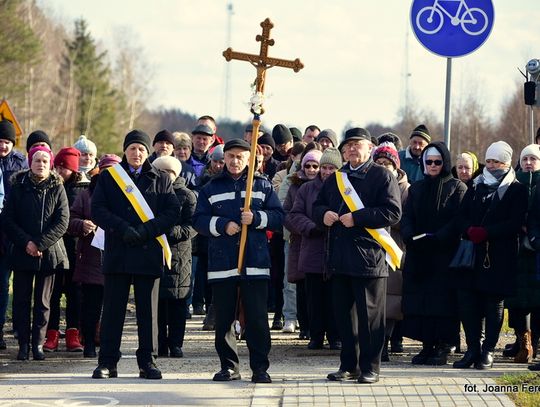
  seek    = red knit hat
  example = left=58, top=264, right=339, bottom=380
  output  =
left=28, top=145, right=54, bottom=169
left=373, top=144, right=400, bottom=169
left=54, top=147, right=80, bottom=172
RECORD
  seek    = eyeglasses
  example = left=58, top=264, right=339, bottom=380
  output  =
left=304, top=164, right=319, bottom=169
left=425, top=159, right=443, bottom=166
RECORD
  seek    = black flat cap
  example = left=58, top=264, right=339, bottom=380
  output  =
left=224, top=138, right=251, bottom=152
left=338, top=127, right=372, bottom=151
left=192, top=124, right=214, bottom=136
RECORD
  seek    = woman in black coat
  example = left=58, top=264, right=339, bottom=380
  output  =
left=2, top=146, right=69, bottom=360
left=453, top=141, right=527, bottom=370
left=401, top=141, right=467, bottom=366
left=152, top=156, right=197, bottom=358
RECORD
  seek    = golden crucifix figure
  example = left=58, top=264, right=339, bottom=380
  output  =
left=222, top=18, right=304, bottom=272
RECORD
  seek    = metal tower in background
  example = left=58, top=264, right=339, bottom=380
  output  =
left=221, top=1, right=234, bottom=119
left=401, top=21, right=412, bottom=121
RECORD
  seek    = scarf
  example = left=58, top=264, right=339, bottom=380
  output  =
left=473, top=166, right=516, bottom=200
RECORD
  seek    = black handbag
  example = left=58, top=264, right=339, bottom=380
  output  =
left=449, top=239, right=475, bottom=270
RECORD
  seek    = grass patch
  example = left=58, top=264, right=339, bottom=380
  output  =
left=497, top=372, right=540, bottom=407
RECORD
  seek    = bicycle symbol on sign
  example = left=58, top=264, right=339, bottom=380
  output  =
left=416, top=0, right=489, bottom=36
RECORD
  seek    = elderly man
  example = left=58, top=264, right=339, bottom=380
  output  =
left=313, top=127, right=401, bottom=384
left=193, top=138, right=284, bottom=384
left=187, top=124, right=215, bottom=178
left=91, top=130, right=180, bottom=380
left=149, top=129, right=175, bottom=162
left=398, top=125, right=431, bottom=182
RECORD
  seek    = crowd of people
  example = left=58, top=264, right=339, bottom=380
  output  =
left=0, top=116, right=540, bottom=385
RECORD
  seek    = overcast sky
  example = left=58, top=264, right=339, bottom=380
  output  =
left=41, top=0, right=540, bottom=136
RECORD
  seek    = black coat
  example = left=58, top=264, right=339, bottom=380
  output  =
left=458, top=172, right=527, bottom=296
left=313, top=160, right=402, bottom=278
left=2, top=170, right=69, bottom=272
left=159, top=176, right=197, bottom=299
left=91, top=159, right=180, bottom=277
left=63, top=174, right=90, bottom=270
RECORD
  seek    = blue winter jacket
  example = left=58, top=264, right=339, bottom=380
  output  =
left=193, top=168, right=284, bottom=282
left=0, top=149, right=27, bottom=198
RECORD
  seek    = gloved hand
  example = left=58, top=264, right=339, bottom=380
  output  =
left=467, top=226, right=488, bottom=244
left=135, top=223, right=150, bottom=241
left=123, top=226, right=143, bottom=246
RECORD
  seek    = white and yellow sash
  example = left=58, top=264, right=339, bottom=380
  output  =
left=335, top=171, right=403, bottom=271
left=107, top=163, right=172, bottom=269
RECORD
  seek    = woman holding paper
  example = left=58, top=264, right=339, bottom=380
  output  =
left=401, top=141, right=467, bottom=366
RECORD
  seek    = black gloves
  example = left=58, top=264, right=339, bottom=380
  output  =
left=123, top=226, right=144, bottom=246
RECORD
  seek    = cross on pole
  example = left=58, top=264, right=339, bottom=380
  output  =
left=222, top=18, right=304, bottom=273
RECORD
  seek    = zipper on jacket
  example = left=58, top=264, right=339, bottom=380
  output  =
left=38, top=189, right=47, bottom=271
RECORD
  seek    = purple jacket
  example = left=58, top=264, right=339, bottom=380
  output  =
left=68, top=187, right=104, bottom=286
left=286, top=175, right=326, bottom=276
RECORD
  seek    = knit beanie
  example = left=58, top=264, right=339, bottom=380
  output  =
left=26, top=130, right=52, bottom=153
left=173, top=132, right=192, bottom=149
left=153, top=129, right=175, bottom=146
left=209, top=144, right=224, bottom=161
left=152, top=156, right=182, bottom=179
left=54, top=147, right=80, bottom=173
left=98, top=154, right=122, bottom=170
left=520, top=144, right=540, bottom=163
left=272, top=124, right=293, bottom=145
left=316, top=129, right=338, bottom=147
left=258, top=133, right=276, bottom=150
left=123, top=129, right=151, bottom=153
left=460, top=151, right=479, bottom=173
left=410, top=124, right=431, bottom=143
left=289, top=127, right=302, bottom=142
left=378, top=132, right=402, bottom=151
left=319, top=147, right=343, bottom=169
left=28, top=145, right=54, bottom=169
left=0, top=120, right=16, bottom=144
left=73, top=135, right=97, bottom=155
left=485, top=141, right=513, bottom=164
left=373, top=144, right=400, bottom=169
left=301, top=149, right=323, bottom=168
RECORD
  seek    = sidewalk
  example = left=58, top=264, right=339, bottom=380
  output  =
left=0, top=313, right=519, bottom=406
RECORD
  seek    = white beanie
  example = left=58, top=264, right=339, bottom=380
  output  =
left=73, top=135, right=97, bottom=155
left=485, top=141, right=512, bottom=164
left=520, top=144, right=540, bottom=162
left=152, top=156, right=182, bottom=179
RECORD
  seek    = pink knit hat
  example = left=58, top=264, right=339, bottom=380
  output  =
left=301, top=149, right=323, bottom=168
left=28, top=145, right=54, bottom=169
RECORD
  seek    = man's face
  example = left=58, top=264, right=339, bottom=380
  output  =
left=125, top=143, right=148, bottom=169
left=192, top=134, right=214, bottom=154
left=224, top=148, right=250, bottom=176
left=197, top=118, right=217, bottom=134
left=80, top=152, right=96, bottom=169
left=154, top=140, right=174, bottom=157
left=409, top=136, right=428, bottom=157
left=55, top=165, right=73, bottom=182
left=0, top=139, right=13, bottom=158
left=318, top=137, right=333, bottom=150
left=174, top=146, right=191, bottom=161
left=276, top=140, right=292, bottom=156
left=302, top=129, right=319, bottom=143
left=260, top=144, right=273, bottom=161
left=344, top=139, right=372, bottom=167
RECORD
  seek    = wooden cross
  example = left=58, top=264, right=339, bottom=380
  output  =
left=222, top=18, right=304, bottom=273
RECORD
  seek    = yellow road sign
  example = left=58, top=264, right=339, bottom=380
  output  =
left=0, top=100, right=23, bottom=146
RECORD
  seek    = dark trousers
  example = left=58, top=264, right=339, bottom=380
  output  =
left=296, top=279, right=309, bottom=332
left=80, top=284, right=103, bottom=345
left=99, top=273, right=159, bottom=368
left=332, top=275, right=386, bottom=375
left=269, top=234, right=284, bottom=317
left=158, top=297, right=187, bottom=349
left=49, top=268, right=81, bottom=330
left=305, top=273, right=338, bottom=343
left=12, top=270, right=55, bottom=347
left=193, top=254, right=212, bottom=309
left=458, top=289, right=504, bottom=354
left=213, top=279, right=271, bottom=372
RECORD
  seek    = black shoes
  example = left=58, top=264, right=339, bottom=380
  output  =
left=271, top=315, right=284, bottom=330
left=0, top=330, right=6, bottom=350
left=307, top=340, right=324, bottom=350
left=158, top=346, right=168, bottom=357
left=411, top=347, right=434, bottom=365
left=390, top=339, right=404, bottom=353
left=251, top=370, right=272, bottom=383
left=139, top=363, right=162, bottom=379
left=84, top=343, right=97, bottom=358
left=213, top=368, right=241, bottom=381
left=327, top=369, right=359, bottom=381
left=358, top=371, right=379, bottom=384
left=453, top=350, right=480, bottom=369
left=426, top=347, right=448, bottom=366
left=32, top=345, right=45, bottom=361
left=17, top=344, right=29, bottom=361
left=298, top=330, right=310, bottom=340
left=92, top=364, right=118, bottom=379
left=329, top=341, right=342, bottom=350
left=474, top=351, right=494, bottom=370
left=528, top=362, right=540, bottom=371
left=169, top=346, right=183, bottom=358
left=192, top=304, right=205, bottom=315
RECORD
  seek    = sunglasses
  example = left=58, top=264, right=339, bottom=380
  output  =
left=304, top=164, right=319, bottom=169
left=425, top=159, right=443, bottom=166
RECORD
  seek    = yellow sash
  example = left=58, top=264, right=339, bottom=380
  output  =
left=335, top=170, right=403, bottom=271
left=107, top=163, right=172, bottom=269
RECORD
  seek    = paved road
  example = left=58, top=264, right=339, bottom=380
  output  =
left=0, top=313, right=521, bottom=406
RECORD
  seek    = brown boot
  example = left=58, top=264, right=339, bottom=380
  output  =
left=515, top=330, right=533, bottom=363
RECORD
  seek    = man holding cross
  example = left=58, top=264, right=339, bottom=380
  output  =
left=193, top=138, right=284, bottom=383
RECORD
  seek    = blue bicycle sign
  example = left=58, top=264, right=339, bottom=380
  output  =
left=411, top=0, right=494, bottom=58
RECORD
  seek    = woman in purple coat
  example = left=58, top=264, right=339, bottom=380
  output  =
left=286, top=147, right=342, bottom=349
